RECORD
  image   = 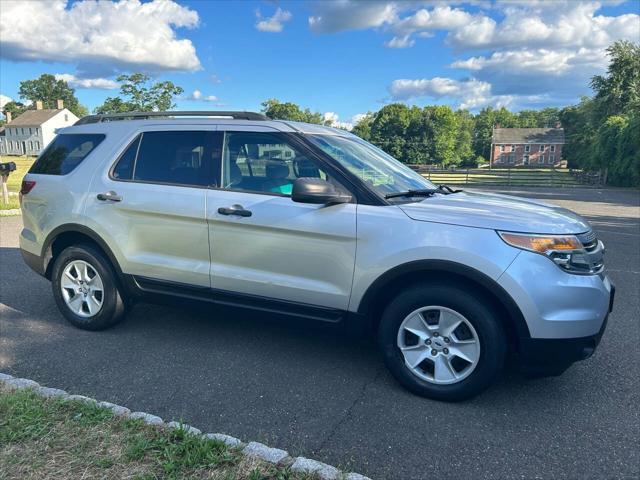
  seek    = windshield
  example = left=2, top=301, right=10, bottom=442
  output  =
left=307, top=134, right=435, bottom=198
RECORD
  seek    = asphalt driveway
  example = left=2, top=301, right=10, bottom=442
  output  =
left=1, top=187, right=638, bottom=480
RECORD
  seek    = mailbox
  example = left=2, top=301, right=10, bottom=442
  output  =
left=0, top=162, right=17, bottom=174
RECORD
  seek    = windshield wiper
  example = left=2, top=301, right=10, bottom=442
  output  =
left=436, top=184, right=462, bottom=194
left=384, top=189, right=438, bottom=199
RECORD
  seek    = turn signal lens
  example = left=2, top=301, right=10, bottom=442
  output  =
left=498, top=232, right=581, bottom=254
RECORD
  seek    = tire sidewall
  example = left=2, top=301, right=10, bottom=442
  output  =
left=379, top=283, right=506, bottom=401
left=51, top=245, right=123, bottom=330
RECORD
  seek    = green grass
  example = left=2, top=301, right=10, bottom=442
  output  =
left=1, top=155, right=35, bottom=211
left=0, top=386, right=318, bottom=480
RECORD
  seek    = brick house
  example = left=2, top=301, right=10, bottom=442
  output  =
left=491, top=127, right=564, bottom=167
left=1, top=100, right=78, bottom=156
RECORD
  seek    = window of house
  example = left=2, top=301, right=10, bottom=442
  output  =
left=510, top=145, right=515, bottom=152
left=550, top=145, right=556, bottom=152
left=508, top=155, right=515, bottom=164
left=540, top=145, right=545, bottom=152
left=29, top=134, right=105, bottom=175
left=35, top=141, right=40, bottom=150
left=113, top=131, right=220, bottom=187
left=28, top=141, right=32, bottom=150
left=524, top=145, right=530, bottom=152
left=549, top=155, right=555, bottom=164
left=64, top=114, right=69, bottom=122
left=500, top=145, right=505, bottom=152
left=523, top=155, right=529, bottom=164
left=221, top=131, right=331, bottom=196
left=540, top=155, right=545, bottom=163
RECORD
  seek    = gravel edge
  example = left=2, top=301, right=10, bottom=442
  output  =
left=0, top=373, right=371, bottom=480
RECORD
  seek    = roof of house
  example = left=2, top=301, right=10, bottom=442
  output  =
left=493, top=128, right=565, bottom=144
left=6, top=109, right=64, bottom=126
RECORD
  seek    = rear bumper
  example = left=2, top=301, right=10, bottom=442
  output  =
left=21, top=248, right=46, bottom=277
left=518, top=283, right=614, bottom=376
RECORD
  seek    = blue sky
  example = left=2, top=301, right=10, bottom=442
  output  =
left=1, top=0, right=639, bottom=128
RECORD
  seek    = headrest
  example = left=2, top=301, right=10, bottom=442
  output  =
left=228, top=162, right=242, bottom=186
left=266, top=162, right=289, bottom=179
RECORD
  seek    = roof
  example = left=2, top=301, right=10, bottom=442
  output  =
left=493, top=128, right=565, bottom=144
left=60, top=116, right=352, bottom=137
left=6, top=109, right=64, bottom=126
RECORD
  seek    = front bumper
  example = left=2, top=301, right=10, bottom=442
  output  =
left=518, top=282, right=614, bottom=376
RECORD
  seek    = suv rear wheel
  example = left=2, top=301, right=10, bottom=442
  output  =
left=51, top=244, right=128, bottom=330
left=378, top=283, right=506, bottom=401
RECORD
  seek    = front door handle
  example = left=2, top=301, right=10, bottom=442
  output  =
left=97, top=191, right=122, bottom=202
left=218, top=204, right=252, bottom=217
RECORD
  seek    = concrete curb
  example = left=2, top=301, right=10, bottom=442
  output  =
left=0, top=373, right=371, bottom=479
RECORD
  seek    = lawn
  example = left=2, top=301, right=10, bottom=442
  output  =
left=0, top=386, right=317, bottom=480
left=0, top=156, right=35, bottom=211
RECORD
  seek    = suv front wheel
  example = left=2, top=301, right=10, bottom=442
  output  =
left=379, top=283, right=506, bottom=401
left=51, top=245, right=128, bottom=330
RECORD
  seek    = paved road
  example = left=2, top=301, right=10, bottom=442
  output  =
left=1, top=187, right=638, bottom=480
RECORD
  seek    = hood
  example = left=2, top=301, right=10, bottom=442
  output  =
left=398, top=190, right=591, bottom=234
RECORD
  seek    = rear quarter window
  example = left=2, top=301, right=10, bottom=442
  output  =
left=29, top=134, right=105, bottom=175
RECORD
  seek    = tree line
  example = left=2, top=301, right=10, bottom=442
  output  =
left=2, top=41, right=637, bottom=186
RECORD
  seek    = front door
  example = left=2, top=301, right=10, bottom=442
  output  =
left=85, top=128, right=219, bottom=287
left=206, top=129, right=357, bottom=310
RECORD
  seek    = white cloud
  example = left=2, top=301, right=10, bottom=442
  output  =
left=256, top=7, right=292, bottom=33
left=310, top=1, right=638, bottom=107
left=0, top=0, right=201, bottom=74
left=385, top=35, right=415, bottom=49
left=309, top=1, right=397, bottom=33
left=389, top=77, right=518, bottom=110
left=54, top=73, right=118, bottom=89
left=447, top=2, right=640, bottom=50
left=1, top=94, right=13, bottom=111
left=323, top=111, right=361, bottom=131
left=185, top=90, right=218, bottom=102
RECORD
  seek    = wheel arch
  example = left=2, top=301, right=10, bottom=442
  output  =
left=42, top=224, right=125, bottom=283
left=356, top=260, right=531, bottom=349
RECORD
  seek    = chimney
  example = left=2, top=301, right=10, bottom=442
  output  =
left=495, top=123, right=501, bottom=129
left=5, top=111, right=12, bottom=123
left=57, top=99, right=64, bottom=110
left=36, top=101, right=43, bottom=110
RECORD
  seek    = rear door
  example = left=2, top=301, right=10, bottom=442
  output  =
left=206, top=128, right=357, bottom=310
left=85, top=127, right=221, bottom=287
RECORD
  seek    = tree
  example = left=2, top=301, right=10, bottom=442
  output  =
left=370, top=104, right=412, bottom=160
left=18, top=74, right=88, bottom=117
left=2, top=101, right=28, bottom=119
left=561, top=41, right=639, bottom=186
left=454, top=110, right=475, bottom=166
left=94, top=73, right=184, bottom=114
left=428, top=106, right=459, bottom=167
left=260, top=98, right=323, bottom=124
left=591, top=41, right=640, bottom=118
left=351, top=113, right=373, bottom=141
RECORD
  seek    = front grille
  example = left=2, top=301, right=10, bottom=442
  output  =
left=577, top=230, right=598, bottom=252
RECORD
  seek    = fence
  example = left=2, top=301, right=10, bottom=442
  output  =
left=407, top=166, right=603, bottom=188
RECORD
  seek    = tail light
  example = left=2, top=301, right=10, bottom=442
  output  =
left=19, top=180, right=36, bottom=204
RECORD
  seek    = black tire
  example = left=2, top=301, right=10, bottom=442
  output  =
left=378, top=283, right=506, bottom=401
left=51, top=244, right=128, bottom=331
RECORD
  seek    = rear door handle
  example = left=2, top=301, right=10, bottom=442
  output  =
left=218, top=205, right=252, bottom=217
left=97, top=191, right=122, bottom=202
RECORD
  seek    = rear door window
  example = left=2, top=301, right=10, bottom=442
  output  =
left=112, top=131, right=221, bottom=187
left=29, top=134, right=105, bottom=175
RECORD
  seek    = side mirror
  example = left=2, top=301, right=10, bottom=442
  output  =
left=291, top=178, right=352, bottom=205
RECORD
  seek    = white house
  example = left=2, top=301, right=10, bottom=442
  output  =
left=0, top=100, right=79, bottom=156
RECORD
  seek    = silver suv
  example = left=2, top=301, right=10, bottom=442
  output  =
left=19, top=111, right=614, bottom=401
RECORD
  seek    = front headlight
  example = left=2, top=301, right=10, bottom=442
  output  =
left=497, top=231, right=594, bottom=274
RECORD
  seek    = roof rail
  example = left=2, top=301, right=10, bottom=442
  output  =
left=75, top=111, right=268, bottom=125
